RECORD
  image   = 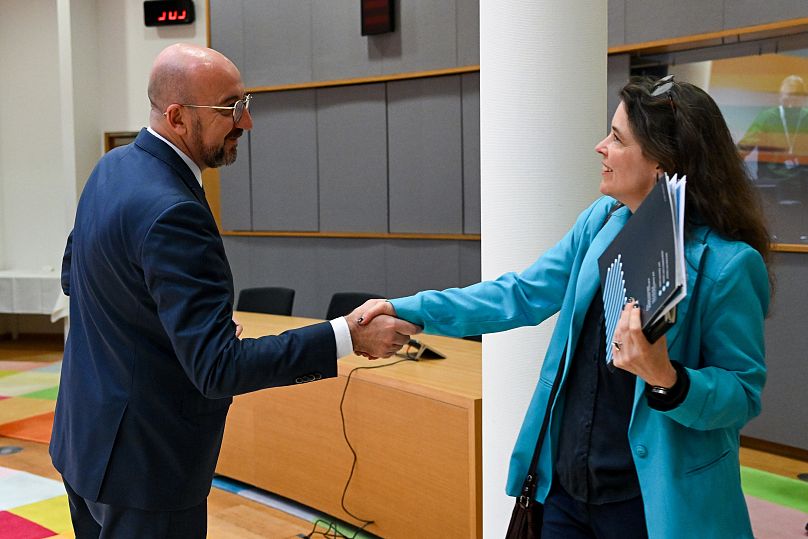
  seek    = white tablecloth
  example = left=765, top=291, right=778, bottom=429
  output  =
left=0, top=269, right=65, bottom=317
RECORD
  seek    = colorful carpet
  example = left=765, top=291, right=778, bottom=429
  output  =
left=0, top=357, right=806, bottom=538
left=0, top=360, right=59, bottom=445
left=0, top=466, right=72, bottom=538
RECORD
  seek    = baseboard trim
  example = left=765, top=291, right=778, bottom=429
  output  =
left=741, top=435, right=808, bottom=462
left=0, top=333, right=64, bottom=344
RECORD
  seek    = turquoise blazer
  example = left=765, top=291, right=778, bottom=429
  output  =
left=391, top=197, right=769, bottom=538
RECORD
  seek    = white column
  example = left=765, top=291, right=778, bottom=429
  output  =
left=480, top=0, right=607, bottom=536
left=56, top=0, right=78, bottom=235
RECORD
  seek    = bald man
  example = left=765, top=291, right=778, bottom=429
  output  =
left=51, top=43, right=418, bottom=538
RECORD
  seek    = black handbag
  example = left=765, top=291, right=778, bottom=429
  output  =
left=505, top=348, right=567, bottom=539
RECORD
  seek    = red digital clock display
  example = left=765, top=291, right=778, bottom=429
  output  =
left=144, top=1, right=195, bottom=27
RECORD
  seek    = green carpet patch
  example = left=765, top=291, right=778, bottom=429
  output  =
left=741, top=466, right=808, bottom=513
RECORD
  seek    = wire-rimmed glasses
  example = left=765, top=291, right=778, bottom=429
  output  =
left=177, top=94, right=252, bottom=124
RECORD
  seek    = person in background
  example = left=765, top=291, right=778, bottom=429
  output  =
left=738, top=74, right=808, bottom=242
left=738, top=74, right=808, bottom=164
left=357, top=76, right=772, bottom=538
left=52, top=43, right=419, bottom=539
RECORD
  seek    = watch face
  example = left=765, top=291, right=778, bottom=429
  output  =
left=144, top=0, right=195, bottom=27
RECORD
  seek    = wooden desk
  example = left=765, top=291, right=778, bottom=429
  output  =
left=216, top=312, right=482, bottom=538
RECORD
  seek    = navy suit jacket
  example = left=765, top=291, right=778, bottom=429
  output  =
left=51, top=129, right=337, bottom=511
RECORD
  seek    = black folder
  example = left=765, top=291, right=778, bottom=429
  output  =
left=598, top=174, right=687, bottom=363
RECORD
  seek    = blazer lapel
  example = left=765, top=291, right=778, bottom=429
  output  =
left=570, top=205, right=631, bottom=341
left=134, top=128, right=211, bottom=210
left=662, top=228, right=708, bottom=352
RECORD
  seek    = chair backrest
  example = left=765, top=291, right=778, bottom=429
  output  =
left=236, top=287, right=296, bottom=316
left=326, top=292, right=385, bottom=320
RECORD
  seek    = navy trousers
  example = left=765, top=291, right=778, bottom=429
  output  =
left=541, top=480, right=649, bottom=539
left=64, top=479, right=207, bottom=539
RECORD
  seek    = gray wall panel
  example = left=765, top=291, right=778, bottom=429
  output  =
left=312, top=0, right=383, bottom=80
left=624, top=0, right=722, bottom=43
left=607, top=0, right=625, bottom=48
left=456, top=0, right=480, bottom=66
left=209, top=0, right=244, bottom=71
left=314, top=239, right=388, bottom=318
left=385, top=241, right=461, bottom=298
left=388, top=77, right=464, bottom=233
left=241, top=0, right=313, bottom=87
left=459, top=241, right=481, bottom=286
left=227, top=237, right=479, bottom=320
left=317, top=84, right=388, bottom=232
left=607, top=54, right=631, bottom=130
left=379, top=0, right=457, bottom=74
left=724, top=0, right=808, bottom=29
left=219, top=132, right=253, bottom=231
left=251, top=91, right=319, bottom=231
left=743, top=252, right=808, bottom=450
left=222, top=236, right=253, bottom=307
left=214, top=0, right=478, bottom=83
left=462, top=73, right=480, bottom=234
left=244, top=237, right=320, bottom=317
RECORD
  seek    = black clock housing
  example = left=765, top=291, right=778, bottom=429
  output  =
left=144, top=1, right=195, bottom=27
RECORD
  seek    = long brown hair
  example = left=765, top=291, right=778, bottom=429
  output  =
left=620, top=76, right=773, bottom=285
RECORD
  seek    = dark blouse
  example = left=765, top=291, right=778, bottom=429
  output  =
left=554, top=290, right=641, bottom=504
left=553, top=289, right=689, bottom=504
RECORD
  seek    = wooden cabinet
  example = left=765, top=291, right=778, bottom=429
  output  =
left=217, top=313, right=482, bottom=538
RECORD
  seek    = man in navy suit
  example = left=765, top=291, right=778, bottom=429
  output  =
left=51, top=43, right=418, bottom=538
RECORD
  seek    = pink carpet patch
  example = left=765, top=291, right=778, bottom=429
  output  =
left=0, top=511, right=55, bottom=539
left=746, top=495, right=808, bottom=539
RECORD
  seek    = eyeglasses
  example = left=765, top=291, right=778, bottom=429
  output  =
left=176, top=94, right=252, bottom=124
left=651, top=75, right=676, bottom=113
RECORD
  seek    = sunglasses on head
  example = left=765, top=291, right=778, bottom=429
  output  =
left=651, top=74, right=676, bottom=113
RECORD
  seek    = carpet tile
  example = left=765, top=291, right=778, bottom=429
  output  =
left=20, top=387, right=59, bottom=401
left=0, top=372, right=60, bottom=398
left=0, top=412, right=55, bottom=443
left=0, top=511, right=56, bottom=539
left=0, top=398, right=56, bottom=425
left=0, top=362, right=46, bottom=373
left=0, top=468, right=65, bottom=511
left=9, top=495, right=72, bottom=536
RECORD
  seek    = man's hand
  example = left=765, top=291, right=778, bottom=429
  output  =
left=233, top=316, right=243, bottom=338
left=346, top=307, right=420, bottom=359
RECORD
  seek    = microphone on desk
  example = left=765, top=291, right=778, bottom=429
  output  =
left=399, top=338, right=446, bottom=360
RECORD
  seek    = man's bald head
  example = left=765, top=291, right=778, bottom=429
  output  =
left=148, top=43, right=250, bottom=170
left=148, top=43, right=238, bottom=113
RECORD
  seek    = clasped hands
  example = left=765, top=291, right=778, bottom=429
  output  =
left=347, top=299, right=417, bottom=359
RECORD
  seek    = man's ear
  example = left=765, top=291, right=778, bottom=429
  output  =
left=163, top=104, right=188, bottom=135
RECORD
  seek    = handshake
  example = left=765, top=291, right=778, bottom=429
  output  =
left=346, top=299, right=419, bottom=359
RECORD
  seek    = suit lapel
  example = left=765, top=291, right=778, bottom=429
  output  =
left=134, top=128, right=211, bottom=210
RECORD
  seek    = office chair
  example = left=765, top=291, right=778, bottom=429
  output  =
left=326, top=291, right=385, bottom=320
left=236, top=287, right=296, bottom=316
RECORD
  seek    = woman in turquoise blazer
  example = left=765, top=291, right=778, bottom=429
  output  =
left=358, top=77, right=772, bottom=538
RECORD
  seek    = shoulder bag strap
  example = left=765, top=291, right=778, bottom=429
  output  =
left=517, top=200, right=623, bottom=506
